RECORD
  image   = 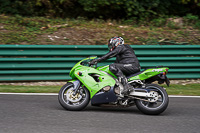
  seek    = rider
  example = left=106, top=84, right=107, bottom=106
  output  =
left=91, top=36, right=141, bottom=95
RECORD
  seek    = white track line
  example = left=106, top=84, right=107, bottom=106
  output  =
left=169, top=95, right=200, bottom=98
left=0, top=93, right=200, bottom=98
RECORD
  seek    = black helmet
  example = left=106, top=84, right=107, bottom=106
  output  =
left=108, top=36, right=124, bottom=51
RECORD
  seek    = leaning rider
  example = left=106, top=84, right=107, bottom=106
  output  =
left=91, top=36, right=141, bottom=95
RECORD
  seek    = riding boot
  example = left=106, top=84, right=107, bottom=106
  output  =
left=119, top=76, right=133, bottom=95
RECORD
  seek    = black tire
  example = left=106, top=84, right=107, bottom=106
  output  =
left=58, top=82, right=90, bottom=111
left=135, top=84, right=169, bottom=115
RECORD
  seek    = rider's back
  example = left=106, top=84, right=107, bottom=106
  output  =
left=115, top=44, right=140, bottom=68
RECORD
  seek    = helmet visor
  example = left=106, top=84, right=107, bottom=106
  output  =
left=108, top=43, right=113, bottom=51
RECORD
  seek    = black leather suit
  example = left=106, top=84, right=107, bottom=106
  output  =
left=97, top=44, right=141, bottom=78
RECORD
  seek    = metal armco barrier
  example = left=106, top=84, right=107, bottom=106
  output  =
left=0, top=45, right=200, bottom=81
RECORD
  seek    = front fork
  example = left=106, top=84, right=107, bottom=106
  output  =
left=69, top=80, right=81, bottom=96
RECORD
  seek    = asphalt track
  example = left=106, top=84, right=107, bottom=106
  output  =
left=0, top=94, right=200, bottom=133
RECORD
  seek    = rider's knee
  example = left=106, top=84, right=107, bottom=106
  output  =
left=109, top=64, right=118, bottom=73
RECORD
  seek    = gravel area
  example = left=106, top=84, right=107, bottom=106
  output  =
left=0, top=79, right=199, bottom=86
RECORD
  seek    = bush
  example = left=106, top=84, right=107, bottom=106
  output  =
left=0, top=0, right=200, bottom=20
left=182, top=14, right=200, bottom=29
left=151, top=18, right=167, bottom=27
left=167, top=21, right=181, bottom=29
left=195, top=21, right=200, bottom=29
left=77, top=0, right=170, bottom=19
left=0, top=0, right=81, bottom=17
left=184, top=14, right=199, bottom=25
left=0, top=0, right=35, bottom=16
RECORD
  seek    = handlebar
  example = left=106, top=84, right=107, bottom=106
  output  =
left=88, top=60, right=98, bottom=68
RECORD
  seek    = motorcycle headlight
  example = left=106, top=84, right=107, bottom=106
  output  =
left=102, top=86, right=111, bottom=92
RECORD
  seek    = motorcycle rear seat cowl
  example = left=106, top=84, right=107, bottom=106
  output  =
left=126, top=66, right=167, bottom=79
left=126, top=71, right=144, bottom=79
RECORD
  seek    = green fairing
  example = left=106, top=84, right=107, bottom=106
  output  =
left=97, top=65, right=117, bottom=78
left=68, top=79, right=77, bottom=83
left=69, top=57, right=92, bottom=79
left=69, top=57, right=115, bottom=98
left=128, top=67, right=169, bottom=81
left=69, top=56, right=169, bottom=99
left=74, top=66, right=115, bottom=98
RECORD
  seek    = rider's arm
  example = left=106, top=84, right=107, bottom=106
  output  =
left=97, top=45, right=123, bottom=62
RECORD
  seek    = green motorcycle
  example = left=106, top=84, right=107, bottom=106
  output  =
left=58, top=56, right=170, bottom=115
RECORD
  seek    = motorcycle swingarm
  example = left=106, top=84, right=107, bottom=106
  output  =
left=129, top=89, right=155, bottom=98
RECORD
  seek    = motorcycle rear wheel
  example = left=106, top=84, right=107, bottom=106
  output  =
left=58, top=83, right=90, bottom=111
left=135, top=84, right=169, bottom=115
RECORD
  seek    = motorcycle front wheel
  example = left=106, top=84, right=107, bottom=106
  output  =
left=58, top=82, right=90, bottom=111
left=135, top=84, right=169, bottom=115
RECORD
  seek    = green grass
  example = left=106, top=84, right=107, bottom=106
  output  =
left=162, top=84, right=200, bottom=96
left=0, top=15, right=68, bottom=44
left=0, top=85, right=61, bottom=93
left=0, top=84, right=200, bottom=96
left=0, top=15, right=200, bottom=45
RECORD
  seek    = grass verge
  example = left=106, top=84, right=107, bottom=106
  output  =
left=0, top=15, right=200, bottom=45
left=0, top=85, right=61, bottom=93
left=0, top=84, right=200, bottom=96
left=161, top=84, right=200, bottom=96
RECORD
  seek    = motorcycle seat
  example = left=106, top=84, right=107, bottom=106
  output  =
left=126, top=70, right=144, bottom=79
